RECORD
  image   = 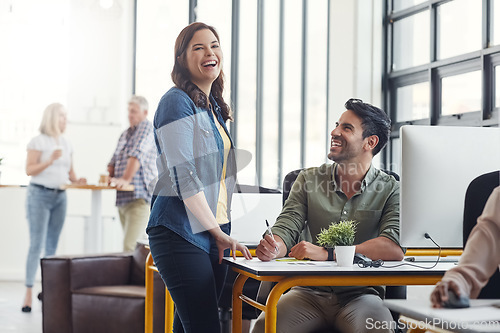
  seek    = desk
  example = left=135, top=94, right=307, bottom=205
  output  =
left=224, top=258, right=455, bottom=333
left=62, top=184, right=134, bottom=253
left=384, top=299, right=500, bottom=333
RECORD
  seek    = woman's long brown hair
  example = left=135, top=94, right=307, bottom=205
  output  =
left=171, top=22, right=232, bottom=121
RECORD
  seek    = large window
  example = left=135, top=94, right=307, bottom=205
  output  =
left=136, top=0, right=332, bottom=188
left=384, top=0, right=499, bottom=170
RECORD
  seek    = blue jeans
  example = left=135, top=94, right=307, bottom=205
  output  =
left=25, top=184, right=67, bottom=287
left=148, top=225, right=229, bottom=333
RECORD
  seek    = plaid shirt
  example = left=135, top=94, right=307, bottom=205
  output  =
left=108, top=119, right=157, bottom=206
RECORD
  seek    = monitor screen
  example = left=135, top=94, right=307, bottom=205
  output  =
left=230, top=192, right=283, bottom=245
left=400, top=125, right=500, bottom=248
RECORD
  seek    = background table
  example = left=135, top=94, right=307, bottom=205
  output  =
left=63, top=184, right=133, bottom=253
left=224, top=258, right=456, bottom=333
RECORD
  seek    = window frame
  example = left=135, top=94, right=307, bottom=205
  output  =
left=383, top=0, right=499, bottom=170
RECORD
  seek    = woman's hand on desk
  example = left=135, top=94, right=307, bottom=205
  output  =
left=211, top=230, right=252, bottom=263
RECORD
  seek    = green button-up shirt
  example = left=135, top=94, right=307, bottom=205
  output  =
left=272, top=163, right=401, bottom=301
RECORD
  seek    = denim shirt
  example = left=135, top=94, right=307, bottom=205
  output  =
left=147, top=87, right=236, bottom=253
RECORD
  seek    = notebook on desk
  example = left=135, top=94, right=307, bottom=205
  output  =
left=404, top=255, right=461, bottom=263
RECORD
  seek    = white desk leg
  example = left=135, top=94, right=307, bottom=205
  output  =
left=84, top=189, right=103, bottom=253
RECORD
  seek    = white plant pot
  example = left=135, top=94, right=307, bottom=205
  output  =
left=335, top=245, right=356, bottom=267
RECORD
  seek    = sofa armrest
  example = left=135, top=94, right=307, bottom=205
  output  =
left=69, top=254, right=132, bottom=290
left=41, top=257, right=72, bottom=333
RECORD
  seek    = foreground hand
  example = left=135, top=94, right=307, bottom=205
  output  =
left=110, top=177, right=130, bottom=189
left=289, top=241, right=328, bottom=261
left=430, top=280, right=464, bottom=308
left=213, top=232, right=252, bottom=264
left=256, top=234, right=280, bottom=261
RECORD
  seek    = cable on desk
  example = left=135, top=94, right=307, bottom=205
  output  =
left=358, top=233, right=443, bottom=269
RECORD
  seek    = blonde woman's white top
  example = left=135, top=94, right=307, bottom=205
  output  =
left=27, top=134, right=73, bottom=189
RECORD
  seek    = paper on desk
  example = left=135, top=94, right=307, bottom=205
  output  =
left=273, top=259, right=332, bottom=266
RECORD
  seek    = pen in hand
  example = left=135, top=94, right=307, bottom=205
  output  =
left=266, top=219, right=279, bottom=253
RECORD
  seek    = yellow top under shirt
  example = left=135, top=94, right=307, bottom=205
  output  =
left=214, top=116, right=231, bottom=225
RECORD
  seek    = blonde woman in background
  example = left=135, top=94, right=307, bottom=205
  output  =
left=22, top=103, right=86, bottom=313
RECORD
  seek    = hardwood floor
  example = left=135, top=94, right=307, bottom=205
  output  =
left=0, top=281, right=42, bottom=333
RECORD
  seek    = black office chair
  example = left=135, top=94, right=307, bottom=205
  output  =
left=463, top=170, right=500, bottom=299
left=281, top=168, right=406, bottom=300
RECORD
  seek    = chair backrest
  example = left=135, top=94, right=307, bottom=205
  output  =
left=235, top=183, right=281, bottom=194
left=282, top=169, right=302, bottom=205
left=463, top=170, right=500, bottom=299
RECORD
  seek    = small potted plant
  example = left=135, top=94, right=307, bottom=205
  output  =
left=317, top=220, right=358, bottom=266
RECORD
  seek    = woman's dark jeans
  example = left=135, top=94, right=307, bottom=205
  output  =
left=148, top=225, right=229, bottom=333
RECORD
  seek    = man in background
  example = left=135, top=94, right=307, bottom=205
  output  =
left=108, top=95, right=157, bottom=251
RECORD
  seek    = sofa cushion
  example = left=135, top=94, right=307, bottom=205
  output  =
left=72, top=293, right=144, bottom=333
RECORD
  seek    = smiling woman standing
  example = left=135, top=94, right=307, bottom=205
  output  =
left=147, top=22, right=252, bottom=333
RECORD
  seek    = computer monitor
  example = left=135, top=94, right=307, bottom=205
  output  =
left=400, top=125, right=500, bottom=248
left=230, top=192, right=283, bottom=245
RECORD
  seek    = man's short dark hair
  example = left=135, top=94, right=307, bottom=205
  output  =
left=344, top=98, right=391, bottom=156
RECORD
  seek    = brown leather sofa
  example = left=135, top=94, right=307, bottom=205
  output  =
left=41, top=242, right=165, bottom=333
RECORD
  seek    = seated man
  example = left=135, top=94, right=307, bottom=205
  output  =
left=430, top=186, right=500, bottom=307
left=253, top=98, right=404, bottom=333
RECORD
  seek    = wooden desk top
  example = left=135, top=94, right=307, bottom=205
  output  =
left=0, top=184, right=134, bottom=191
left=223, top=258, right=455, bottom=277
left=62, top=184, right=134, bottom=191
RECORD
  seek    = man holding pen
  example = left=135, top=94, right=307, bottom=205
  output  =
left=253, top=99, right=403, bottom=333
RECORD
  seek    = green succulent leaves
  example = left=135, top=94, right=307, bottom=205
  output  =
left=317, top=220, right=358, bottom=247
